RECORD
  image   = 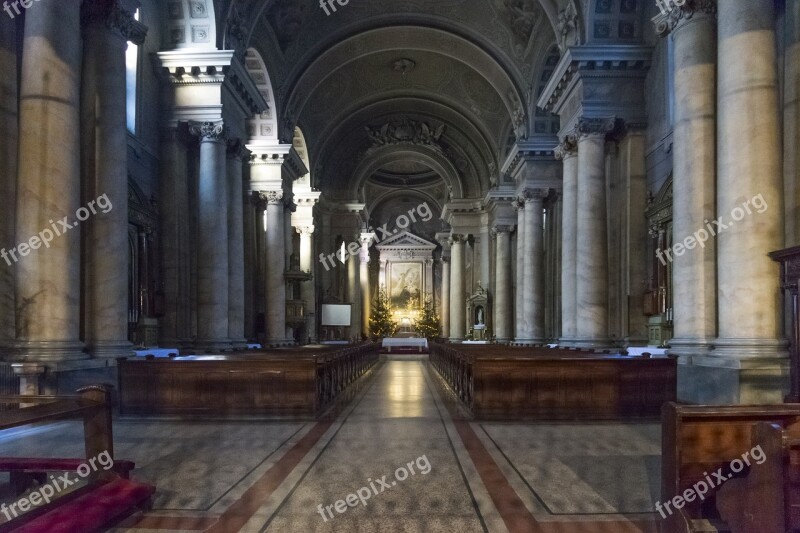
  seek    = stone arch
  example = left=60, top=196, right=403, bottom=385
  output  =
left=161, top=0, right=218, bottom=51
left=244, top=48, right=279, bottom=142
left=350, top=146, right=464, bottom=202
left=293, top=127, right=312, bottom=187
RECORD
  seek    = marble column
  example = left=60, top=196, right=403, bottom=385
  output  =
left=158, top=127, right=192, bottom=346
left=663, top=2, right=718, bottom=359
left=574, top=119, right=615, bottom=348
left=298, top=226, right=317, bottom=343
left=449, top=235, right=466, bottom=341
left=493, top=226, right=513, bottom=342
left=227, top=141, right=248, bottom=348
left=284, top=203, right=294, bottom=342
left=556, top=137, right=578, bottom=346
left=440, top=257, right=450, bottom=338
left=191, top=122, right=230, bottom=351
left=359, top=233, right=372, bottom=338
left=82, top=0, right=145, bottom=360
left=243, top=194, right=257, bottom=342
left=714, top=0, right=785, bottom=365
left=0, top=12, right=17, bottom=346
left=522, top=190, right=546, bottom=343
left=262, top=191, right=287, bottom=345
left=15, top=0, right=85, bottom=361
left=513, top=200, right=526, bottom=342
left=347, top=243, right=360, bottom=341
left=786, top=2, right=800, bottom=246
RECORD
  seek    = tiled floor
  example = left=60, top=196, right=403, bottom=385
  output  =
left=0, top=358, right=662, bottom=532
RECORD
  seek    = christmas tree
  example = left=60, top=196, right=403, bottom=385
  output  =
left=415, top=297, right=441, bottom=340
left=369, top=287, right=397, bottom=339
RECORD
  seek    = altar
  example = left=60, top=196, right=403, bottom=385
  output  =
left=382, top=337, right=429, bottom=353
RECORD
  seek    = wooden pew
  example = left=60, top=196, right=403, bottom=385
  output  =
left=118, top=342, right=380, bottom=417
left=660, top=403, right=800, bottom=533
left=715, top=422, right=800, bottom=533
left=430, top=343, right=676, bottom=420
left=0, top=386, right=155, bottom=532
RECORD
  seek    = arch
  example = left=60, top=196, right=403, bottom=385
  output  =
left=244, top=48, right=279, bottom=142
left=161, top=0, right=218, bottom=51
left=281, top=26, right=529, bottom=141
left=350, top=146, right=464, bottom=202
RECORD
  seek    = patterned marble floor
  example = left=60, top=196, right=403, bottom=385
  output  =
left=0, top=358, right=662, bottom=532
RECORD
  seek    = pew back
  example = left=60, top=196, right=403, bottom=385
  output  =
left=661, top=403, right=800, bottom=532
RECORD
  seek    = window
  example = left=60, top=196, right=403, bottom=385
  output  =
left=125, top=9, right=140, bottom=133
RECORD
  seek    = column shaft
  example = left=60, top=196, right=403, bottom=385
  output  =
left=558, top=143, right=578, bottom=345
left=514, top=202, right=526, bottom=341
left=715, top=0, right=785, bottom=360
left=227, top=144, right=247, bottom=348
left=494, top=228, right=512, bottom=341
left=264, top=193, right=287, bottom=345
left=16, top=0, right=84, bottom=360
left=0, top=12, right=17, bottom=345
left=669, top=8, right=718, bottom=358
left=522, top=191, right=546, bottom=343
left=449, top=236, right=466, bottom=340
left=193, top=123, right=230, bottom=350
left=347, top=250, right=360, bottom=340
left=440, top=258, right=450, bottom=338
left=158, top=129, right=191, bottom=346
left=299, top=228, right=317, bottom=342
left=575, top=124, right=611, bottom=348
left=359, top=236, right=371, bottom=338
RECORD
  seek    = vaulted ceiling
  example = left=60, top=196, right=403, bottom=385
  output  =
left=216, top=0, right=586, bottom=202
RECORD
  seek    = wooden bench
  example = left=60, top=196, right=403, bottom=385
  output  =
left=0, top=476, right=155, bottom=533
left=661, top=403, right=800, bottom=533
left=0, top=457, right=135, bottom=495
left=0, top=385, right=155, bottom=532
left=119, top=342, right=380, bottom=417
left=714, top=422, right=800, bottom=533
left=430, top=343, right=676, bottom=420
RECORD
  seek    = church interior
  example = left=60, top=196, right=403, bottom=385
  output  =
left=1, top=0, right=800, bottom=531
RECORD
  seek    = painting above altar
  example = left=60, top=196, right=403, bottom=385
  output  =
left=376, top=231, right=437, bottom=317
left=389, top=262, right=422, bottom=308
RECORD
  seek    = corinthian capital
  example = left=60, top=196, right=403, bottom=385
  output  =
left=555, top=134, right=578, bottom=160
left=190, top=121, right=226, bottom=143
left=259, top=190, right=284, bottom=205
left=576, top=118, right=618, bottom=139
left=82, top=1, right=148, bottom=45
left=654, top=0, right=717, bottom=36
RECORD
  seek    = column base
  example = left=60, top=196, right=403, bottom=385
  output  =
left=678, top=354, right=790, bottom=404
left=265, top=338, right=294, bottom=347
left=570, top=337, right=614, bottom=350
left=87, top=340, right=134, bottom=359
left=667, top=337, right=715, bottom=364
left=711, top=337, right=790, bottom=359
left=193, top=339, right=233, bottom=352
left=558, top=337, right=578, bottom=348
left=14, top=340, right=88, bottom=362
left=229, top=338, right=248, bottom=350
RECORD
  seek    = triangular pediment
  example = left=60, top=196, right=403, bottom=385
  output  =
left=375, top=231, right=437, bottom=250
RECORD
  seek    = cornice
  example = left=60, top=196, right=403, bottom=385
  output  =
left=537, top=45, right=654, bottom=115
left=501, top=137, right=559, bottom=179
left=156, top=50, right=267, bottom=117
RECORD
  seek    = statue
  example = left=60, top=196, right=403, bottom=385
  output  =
left=477, top=306, right=484, bottom=325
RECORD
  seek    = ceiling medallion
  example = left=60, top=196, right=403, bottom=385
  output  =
left=391, top=58, right=416, bottom=79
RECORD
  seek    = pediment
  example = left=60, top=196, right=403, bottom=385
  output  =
left=376, top=230, right=437, bottom=250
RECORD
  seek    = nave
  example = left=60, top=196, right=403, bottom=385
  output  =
left=0, top=358, right=661, bottom=532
